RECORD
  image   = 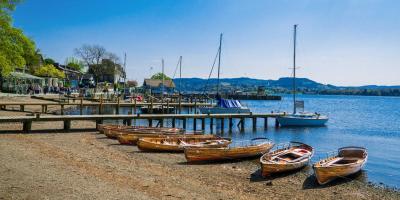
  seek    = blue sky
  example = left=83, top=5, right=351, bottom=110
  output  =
left=12, top=0, right=400, bottom=86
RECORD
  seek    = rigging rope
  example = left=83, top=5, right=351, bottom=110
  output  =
left=202, top=47, right=220, bottom=98
left=172, top=57, right=181, bottom=79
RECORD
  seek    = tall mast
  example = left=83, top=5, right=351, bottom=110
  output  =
left=216, top=33, right=222, bottom=96
left=293, top=25, right=297, bottom=114
left=123, top=53, right=127, bottom=91
left=161, top=59, right=165, bottom=102
left=179, top=56, right=182, bottom=95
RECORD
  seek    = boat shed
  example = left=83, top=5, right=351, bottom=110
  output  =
left=1, top=72, right=44, bottom=94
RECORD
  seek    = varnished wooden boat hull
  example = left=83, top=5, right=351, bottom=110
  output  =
left=137, top=137, right=230, bottom=152
left=104, top=127, right=183, bottom=139
left=313, top=147, right=368, bottom=185
left=118, top=134, right=213, bottom=145
left=97, top=124, right=107, bottom=133
left=260, top=142, right=313, bottom=176
left=261, top=160, right=308, bottom=176
left=314, top=161, right=366, bottom=185
left=99, top=124, right=128, bottom=135
left=99, top=125, right=150, bottom=135
left=184, top=142, right=274, bottom=162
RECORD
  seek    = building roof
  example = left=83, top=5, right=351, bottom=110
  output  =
left=54, top=63, right=82, bottom=74
left=9, top=72, right=44, bottom=80
left=143, top=79, right=175, bottom=88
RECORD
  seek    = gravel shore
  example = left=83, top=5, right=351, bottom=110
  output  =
left=0, top=96, right=398, bottom=199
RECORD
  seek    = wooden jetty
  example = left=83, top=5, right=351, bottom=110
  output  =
left=0, top=113, right=284, bottom=133
left=0, top=100, right=214, bottom=115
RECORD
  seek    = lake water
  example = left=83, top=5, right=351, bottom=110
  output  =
left=66, top=94, right=400, bottom=188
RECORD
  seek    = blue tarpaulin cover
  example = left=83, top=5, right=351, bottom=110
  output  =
left=217, top=97, right=242, bottom=108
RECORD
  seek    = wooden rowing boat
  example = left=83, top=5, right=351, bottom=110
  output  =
left=97, top=124, right=107, bottom=133
left=102, top=125, right=155, bottom=138
left=98, top=124, right=134, bottom=134
left=104, top=126, right=184, bottom=139
left=313, top=146, right=368, bottom=185
left=137, top=136, right=231, bottom=152
left=184, top=138, right=274, bottom=162
left=117, top=133, right=209, bottom=145
left=260, top=142, right=313, bottom=176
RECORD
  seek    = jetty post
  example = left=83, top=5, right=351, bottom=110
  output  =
left=150, top=98, right=154, bottom=114
left=178, top=96, right=182, bottom=114
left=240, top=118, right=245, bottom=131
left=60, top=104, right=65, bottom=115
left=116, top=97, right=120, bottom=114
left=41, top=105, right=45, bottom=113
left=228, top=118, right=233, bottom=131
left=252, top=116, right=257, bottom=131
left=182, top=118, right=187, bottom=129
left=99, top=94, right=103, bottom=114
left=264, top=117, right=268, bottom=129
left=172, top=117, right=176, bottom=128
left=194, top=98, right=197, bottom=114
left=80, top=97, right=83, bottom=115
left=64, top=119, right=71, bottom=131
left=275, top=119, right=280, bottom=128
left=220, top=118, right=225, bottom=132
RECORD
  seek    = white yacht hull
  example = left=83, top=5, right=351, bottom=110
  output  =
left=277, top=115, right=328, bottom=127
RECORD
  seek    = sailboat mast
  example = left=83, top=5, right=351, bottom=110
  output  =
left=179, top=56, right=182, bottom=95
left=123, top=53, right=127, bottom=91
left=216, top=33, right=222, bottom=96
left=161, top=58, right=165, bottom=102
left=293, top=25, right=297, bottom=114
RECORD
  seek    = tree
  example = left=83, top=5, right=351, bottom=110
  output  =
left=74, top=44, right=116, bottom=83
left=0, top=0, right=36, bottom=76
left=65, top=57, right=84, bottom=72
left=87, top=58, right=123, bottom=82
left=34, top=64, right=65, bottom=78
left=0, top=0, right=20, bottom=23
left=106, top=52, right=120, bottom=65
left=74, top=44, right=107, bottom=66
left=127, top=80, right=138, bottom=87
left=25, top=49, right=43, bottom=74
left=74, top=44, right=124, bottom=83
left=151, top=73, right=171, bottom=80
left=44, top=58, right=55, bottom=65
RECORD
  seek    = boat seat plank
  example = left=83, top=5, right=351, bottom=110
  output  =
left=323, top=157, right=344, bottom=167
left=288, top=153, right=311, bottom=163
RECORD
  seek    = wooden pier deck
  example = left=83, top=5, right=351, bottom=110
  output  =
left=0, top=101, right=214, bottom=115
left=0, top=113, right=284, bottom=133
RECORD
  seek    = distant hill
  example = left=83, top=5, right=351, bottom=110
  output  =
left=173, top=77, right=400, bottom=96
left=173, top=77, right=334, bottom=92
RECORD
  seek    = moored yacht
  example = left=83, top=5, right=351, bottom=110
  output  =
left=199, top=34, right=251, bottom=114
left=277, top=25, right=328, bottom=127
left=199, top=96, right=250, bottom=114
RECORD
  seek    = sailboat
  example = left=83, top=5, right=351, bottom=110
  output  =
left=199, top=34, right=250, bottom=114
left=277, top=25, right=328, bottom=127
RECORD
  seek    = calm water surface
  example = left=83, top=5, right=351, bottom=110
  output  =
left=67, top=94, right=400, bottom=188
